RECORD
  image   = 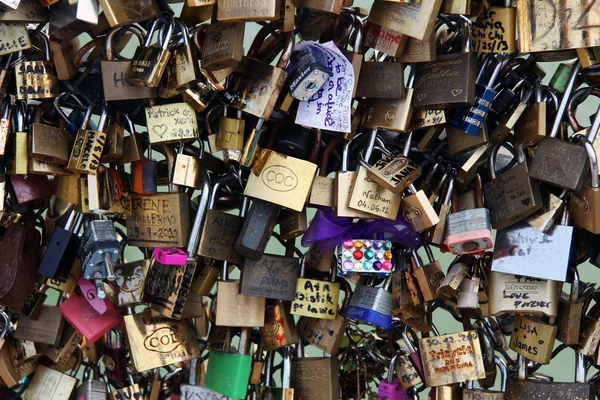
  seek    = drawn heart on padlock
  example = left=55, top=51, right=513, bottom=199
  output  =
left=431, top=68, right=439, bottom=72
left=106, top=0, right=143, bottom=17
left=267, top=267, right=280, bottom=279
left=538, top=340, right=544, bottom=345
left=152, top=124, right=168, bottom=138
left=451, top=89, right=463, bottom=97
left=417, top=93, right=426, bottom=101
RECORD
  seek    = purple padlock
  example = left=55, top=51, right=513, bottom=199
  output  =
left=153, top=247, right=187, bottom=265
left=403, top=325, right=425, bottom=382
left=378, top=353, right=403, bottom=400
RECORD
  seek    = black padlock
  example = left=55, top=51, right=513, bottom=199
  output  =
left=234, top=199, right=280, bottom=261
left=288, top=44, right=330, bottom=101
left=38, top=209, right=82, bottom=279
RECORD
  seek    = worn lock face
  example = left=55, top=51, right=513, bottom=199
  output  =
left=102, top=59, right=157, bottom=102
left=362, top=91, right=414, bottom=132
left=492, top=221, right=572, bottom=282
left=396, top=354, right=422, bottom=389
left=114, top=259, right=150, bottom=307
left=244, top=148, right=317, bottom=212
left=291, top=357, right=339, bottom=400
left=98, top=0, right=158, bottom=27
left=509, top=315, right=557, bottom=364
left=144, top=259, right=196, bottom=319
left=260, top=302, right=297, bottom=350
left=240, top=254, right=299, bottom=301
left=124, top=311, right=200, bottom=372
left=368, top=150, right=421, bottom=193
left=484, top=162, right=543, bottom=230
left=356, top=62, right=405, bottom=99
left=216, top=280, right=266, bottom=327
left=125, top=193, right=190, bottom=248
left=145, top=102, right=199, bottom=143
left=413, top=53, right=477, bottom=109
left=364, top=22, right=406, bottom=58
left=198, top=209, right=244, bottom=264
left=15, top=60, right=59, bottom=100
left=67, top=129, right=107, bottom=174
left=348, top=166, right=402, bottom=220
left=217, top=0, right=277, bottom=21
left=505, top=379, right=594, bottom=400
left=410, top=109, right=446, bottom=130
left=488, top=271, right=558, bottom=317
left=471, top=7, right=516, bottom=53
left=172, top=154, right=204, bottom=189
left=529, top=138, right=590, bottom=192
left=0, top=23, right=31, bottom=56
left=368, top=1, right=443, bottom=41
left=14, top=305, right=64, bottom=346
left=399, top=35, right=437, bottom=63
left=419, top=330, right=485, bottom=387
left=517, top=0, right=600, bottom=52
left=30, top=123, right=70, bottom=165
left=202, top=22, right=245, bottom=71
left=297, top=314, right=348, bottom=354
left=25, top=365, right=77, bottom=400
left=291, top=278, right=340, bottom=320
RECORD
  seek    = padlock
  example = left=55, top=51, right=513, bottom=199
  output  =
left=413, top=16, right=476, bottom=109
left=14, top=304, right=64, bottom=346
left=123, top=310, right=199, bottom=371
left=411, top=246, right=444, bottom=302
left=9, top=100, right=27, bottom=175
left=67, top=105, right=108, bottom=175
left=74, top=363, right=108, bottom=400
left=102, top=25, right=157, bottom=101
left=127, top=17, right=174, bottom=88
left=15, top=30, right=59, bottom=100
left=484, top=145, right=543, bottom=230
left=297, top=312, right=348, bottom=355
left=240, top=251, right=299, bottom=301
left=436, top=255, right=470, bottom=300
left=260, top=300, right=298, bottom=351
left=25, top=364, right=77, bottom=400
left=37, top=207, right=80, bottom=281
left=462, top=357, right=508, bottom=399
left=131, top=142, right=158, bottom=194
left=223, top=25, right=293, bottom=120
left=59, top=290, right=120, bottom=344
left=291, top=256, right=340, bottom=320
left=471, top=5, right=516, bottom=53
left=205, top=327, right=253, bottom=399
left=200, top=22, right=245, bottom=72
left=514, top=81, right=547, bottom=147
left=344, top=275, right=393, bottom=329
left=429, top=168, right=455, bottom=245
left=290, top=340, right=339, bottom=400
left=378, top=351, right=403, bottom=400
left=356, top=57, right=405, bottom=99
left=368, top=1, right=442, bottom=41
left=289, top=42, right=330, bottom=101
left=259, top=347, right=296, bottom=399
left=234, top=198, right=280, bottom=260
left=217, top=105, right=245, bottom=151
left=48, top=0, right=98, bottom=39
left=111, top=372, right=143, bottom=400
left=488, top=271, right=558, bottom=317
left=445, top=175, right=493, bottom=254
left=79, top=219, right=120, bottom=300
left=509, top=315, right=557, bottom=365
left=557, top=269, right=584, bottom=345
left=98, top=0, right=158, bottom=27
left=29, top=102, right=70, bottom=165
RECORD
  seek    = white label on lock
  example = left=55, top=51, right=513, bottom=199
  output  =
left=295, top=41, right=354, bottom=133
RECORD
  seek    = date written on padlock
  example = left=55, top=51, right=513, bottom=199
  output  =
left=145, top=102, right=199, bottom=144
left=125, top=193, right=190, bottom=248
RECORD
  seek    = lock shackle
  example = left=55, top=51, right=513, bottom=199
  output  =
left=410, top=249, right=423, bottom=269
left=13, top=100, right=25, bottom=132
left=402, top=324, right=419, bottom=353
left=28, top=29, right=51, bottom=61
left=54, top=92, right=86, bottom=126
left=186, top=172, right=212, bottom=256
left=247, top=26, right=294, bottom=70
left=566, top=86, right=600, bottom=132
left=358, top=144, right=389, bottom=170
left=551, top=61, right=582, bottom=138
left=570, top=268, right=580, bottom=303
left=106, top=25, right=145, bottom=61
left=265, top=350, right=275, bottom=387
left=423, top=245, right=435, bottom=264
left=281, top=346, right=292, bottom=388
left=319, top=136, right=344, bottom=177
left=441, top=168, right=456, bottom=206
left=573, top=133, right=599, bottom=188
left=351, top=15, right=363, bottom=52
left=0, top=310, right=9, bottom=339
left=386, top=351, right=399, bottom=383
left=296, top=334, right=305, bottom=358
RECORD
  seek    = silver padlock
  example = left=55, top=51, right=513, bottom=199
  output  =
left=79, top=219, right=120, bottom=299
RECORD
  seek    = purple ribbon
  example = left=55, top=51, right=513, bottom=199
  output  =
left=301, top=209, right=421, bottom=251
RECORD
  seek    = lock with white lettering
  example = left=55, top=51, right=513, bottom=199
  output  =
left=127, top=16, right=174, bottom=88
left=289, top=42, right=330, bottom=101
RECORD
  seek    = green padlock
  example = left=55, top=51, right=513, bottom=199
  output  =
left=205, top=327, right=253, bottom=399
left=549, top=62, right=574, bottom=94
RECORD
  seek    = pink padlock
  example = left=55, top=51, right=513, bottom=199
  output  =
left=78, top=278, right=111, bottom=315
left=59, top=294, right=121, bottom=343
left=153, top=247, right=187, bottom=265
left=378, top=353, right=403, bottom=400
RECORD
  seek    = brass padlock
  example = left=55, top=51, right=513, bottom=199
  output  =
left=66, top=104, right=108, bottom=175
left=15, top=30, right=59, bottom=100
left=509, top=315, right=557, bottom=364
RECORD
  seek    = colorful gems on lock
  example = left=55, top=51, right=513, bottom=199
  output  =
left=336, top=240, right=393, bottom=275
